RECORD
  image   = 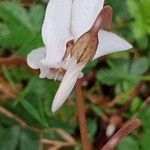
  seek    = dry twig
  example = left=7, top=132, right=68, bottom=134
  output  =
left=41, top=139, right=77, bottom=149
left=0, top=75, right=17, bottom=100
left=0, top=105, right=78, bottom=150
left=0, top=105, right=40, bottom=132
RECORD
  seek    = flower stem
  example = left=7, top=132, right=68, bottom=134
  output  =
left=75, top=79, right=92, bottom=150
left=0, top=57, right=26, bottom=66
left=101, top=118, right=141, bottom=150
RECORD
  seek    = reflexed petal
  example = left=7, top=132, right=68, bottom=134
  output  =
left=42, top=0, right=73, bottom=68
left=93, top=30, right=133, bottom=60
left=51, top=62, right=85, bottom=112
left=72, top=0, right=104, bottom=40
left=27, top=47, right=46, bottom=69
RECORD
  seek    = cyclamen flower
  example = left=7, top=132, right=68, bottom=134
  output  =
left=27, top=0, right=132, bottom=112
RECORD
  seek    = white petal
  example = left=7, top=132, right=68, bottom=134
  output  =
left=39, top=64, right=49, bottom=78
left=72, top=0, right=104, bottom=40
left=27, top=47, right=63, bottom=80
left=42, top=0, right=73, bottom=68
left=51, top=62, right=85, bottom=112
left=39, top=64, right=63, bottom=81
left=27, top=47, right=46, bottom=69
left=93, top=30, right=133, bottom=60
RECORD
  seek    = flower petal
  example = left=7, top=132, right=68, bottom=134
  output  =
left=51, top=61, right=85, bottom=113
left=27, top=47, right=63, bottom=80
left=27, top=47, right=46, bottom=69
left=72, top=0, right=104, bottom=40
left=42, top=0, right=73, bottom=68
left=93, top=30, right=133, bottom=60
left=39, top=64, right=63, bottom=81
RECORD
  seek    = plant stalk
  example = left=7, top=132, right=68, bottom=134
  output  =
left=75, top=79, right=92, bottom=150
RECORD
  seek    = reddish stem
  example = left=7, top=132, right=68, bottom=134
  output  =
left=75, top=79, right=92, bottom=150
left=0, top=57, right=26, bottom=66
left=101, top=118, right=141, bottom=150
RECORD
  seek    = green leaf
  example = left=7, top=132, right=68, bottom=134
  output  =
left=20, top=99, right=44, bottom=126
left=16, top=77, right=60, bottom=127
left=87, top=118, right=97, bottom=142
left=15, top=4, right=45, bottom=56
left=130, top=57, right=149, bottom=75
left=19, top=130, right=38, bottom=150
left=96, top=68, right=123, bottom=85
left=0, top=126, right=21, bottom=150
left=140, top=130, right=150, bottom=150
left=117, top=136, right=139, bottom=150
left=0, top=1, right=33, bottom=47
left=130, top=97, right=142, bottom=113
left=96, top=58, right=148, bottom=86
left=126, top=0, right=150, bottom=40
left=83, top=59, right=98, bottom=74
left=105, top=0, right=129, bottom=20
left=29, top=4, right=45, bottom=32
left=0, top=1, right=33, bottom=31
left=138, top=106, right=150, bottom=130
left=0, top=1, right=43, bottom=56
left=15, top=32, right=43, bottom=56
left=96, top=60, right=129, bottom=86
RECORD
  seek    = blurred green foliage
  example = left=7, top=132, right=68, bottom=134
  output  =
left=0, top=1, right=44, bottom=55
left=127, top=0, right=150, bottom=45
left=0, top=0, right=150, bottom=150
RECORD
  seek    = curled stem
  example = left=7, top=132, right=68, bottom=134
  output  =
left=75, top=79, right=92, bottom=150
left=101, top=118, right=142, bottom=150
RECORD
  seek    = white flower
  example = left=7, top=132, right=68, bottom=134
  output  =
left=27, top=0, right=132, bottom=112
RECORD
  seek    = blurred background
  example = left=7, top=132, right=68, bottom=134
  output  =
left=0, top=0, right=150, bottom=150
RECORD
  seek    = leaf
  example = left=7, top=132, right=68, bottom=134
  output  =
left=0, top=126, right=21, bottom=150
left=96, top=58, right=148, bottom=86
left=129, top=97, right=142, bottom=113
left=105, top=0, right=129, bottom=20
left=138, top=106, right=150, bottom=130
left=117, top=136, right=139, bottom=150
left=56, top=104, right=75, bottom=122
left=29, top=4, right=45, bottom=32
left=130, top=57, right=149, bottom=75
left=96, top=59, right=129, bottom=86
left=0, top=1, right=33, bottom=47
left=20, top=99, right=44, bottom=126
left=15, top=4, right=45, bottom=56
left=0, top=1, right=33, bottom=31
left=83, top=59, right=98, bottom=74
left=140, top=130, right=150, bottom=150
left=19, top=130, right=38, bottom=150
left=96, top=68, right=124, bottom=85
left=16, top=77, right=60, bottom=127
left=87, top=118, right=97, bottom=142
left=126, top=0, right=150, bottom=40
left=0, top=1, right=43, bottom=56
left=15, top=31, right=43, bottom=56
left=136, top=36, right=149, bottom=50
